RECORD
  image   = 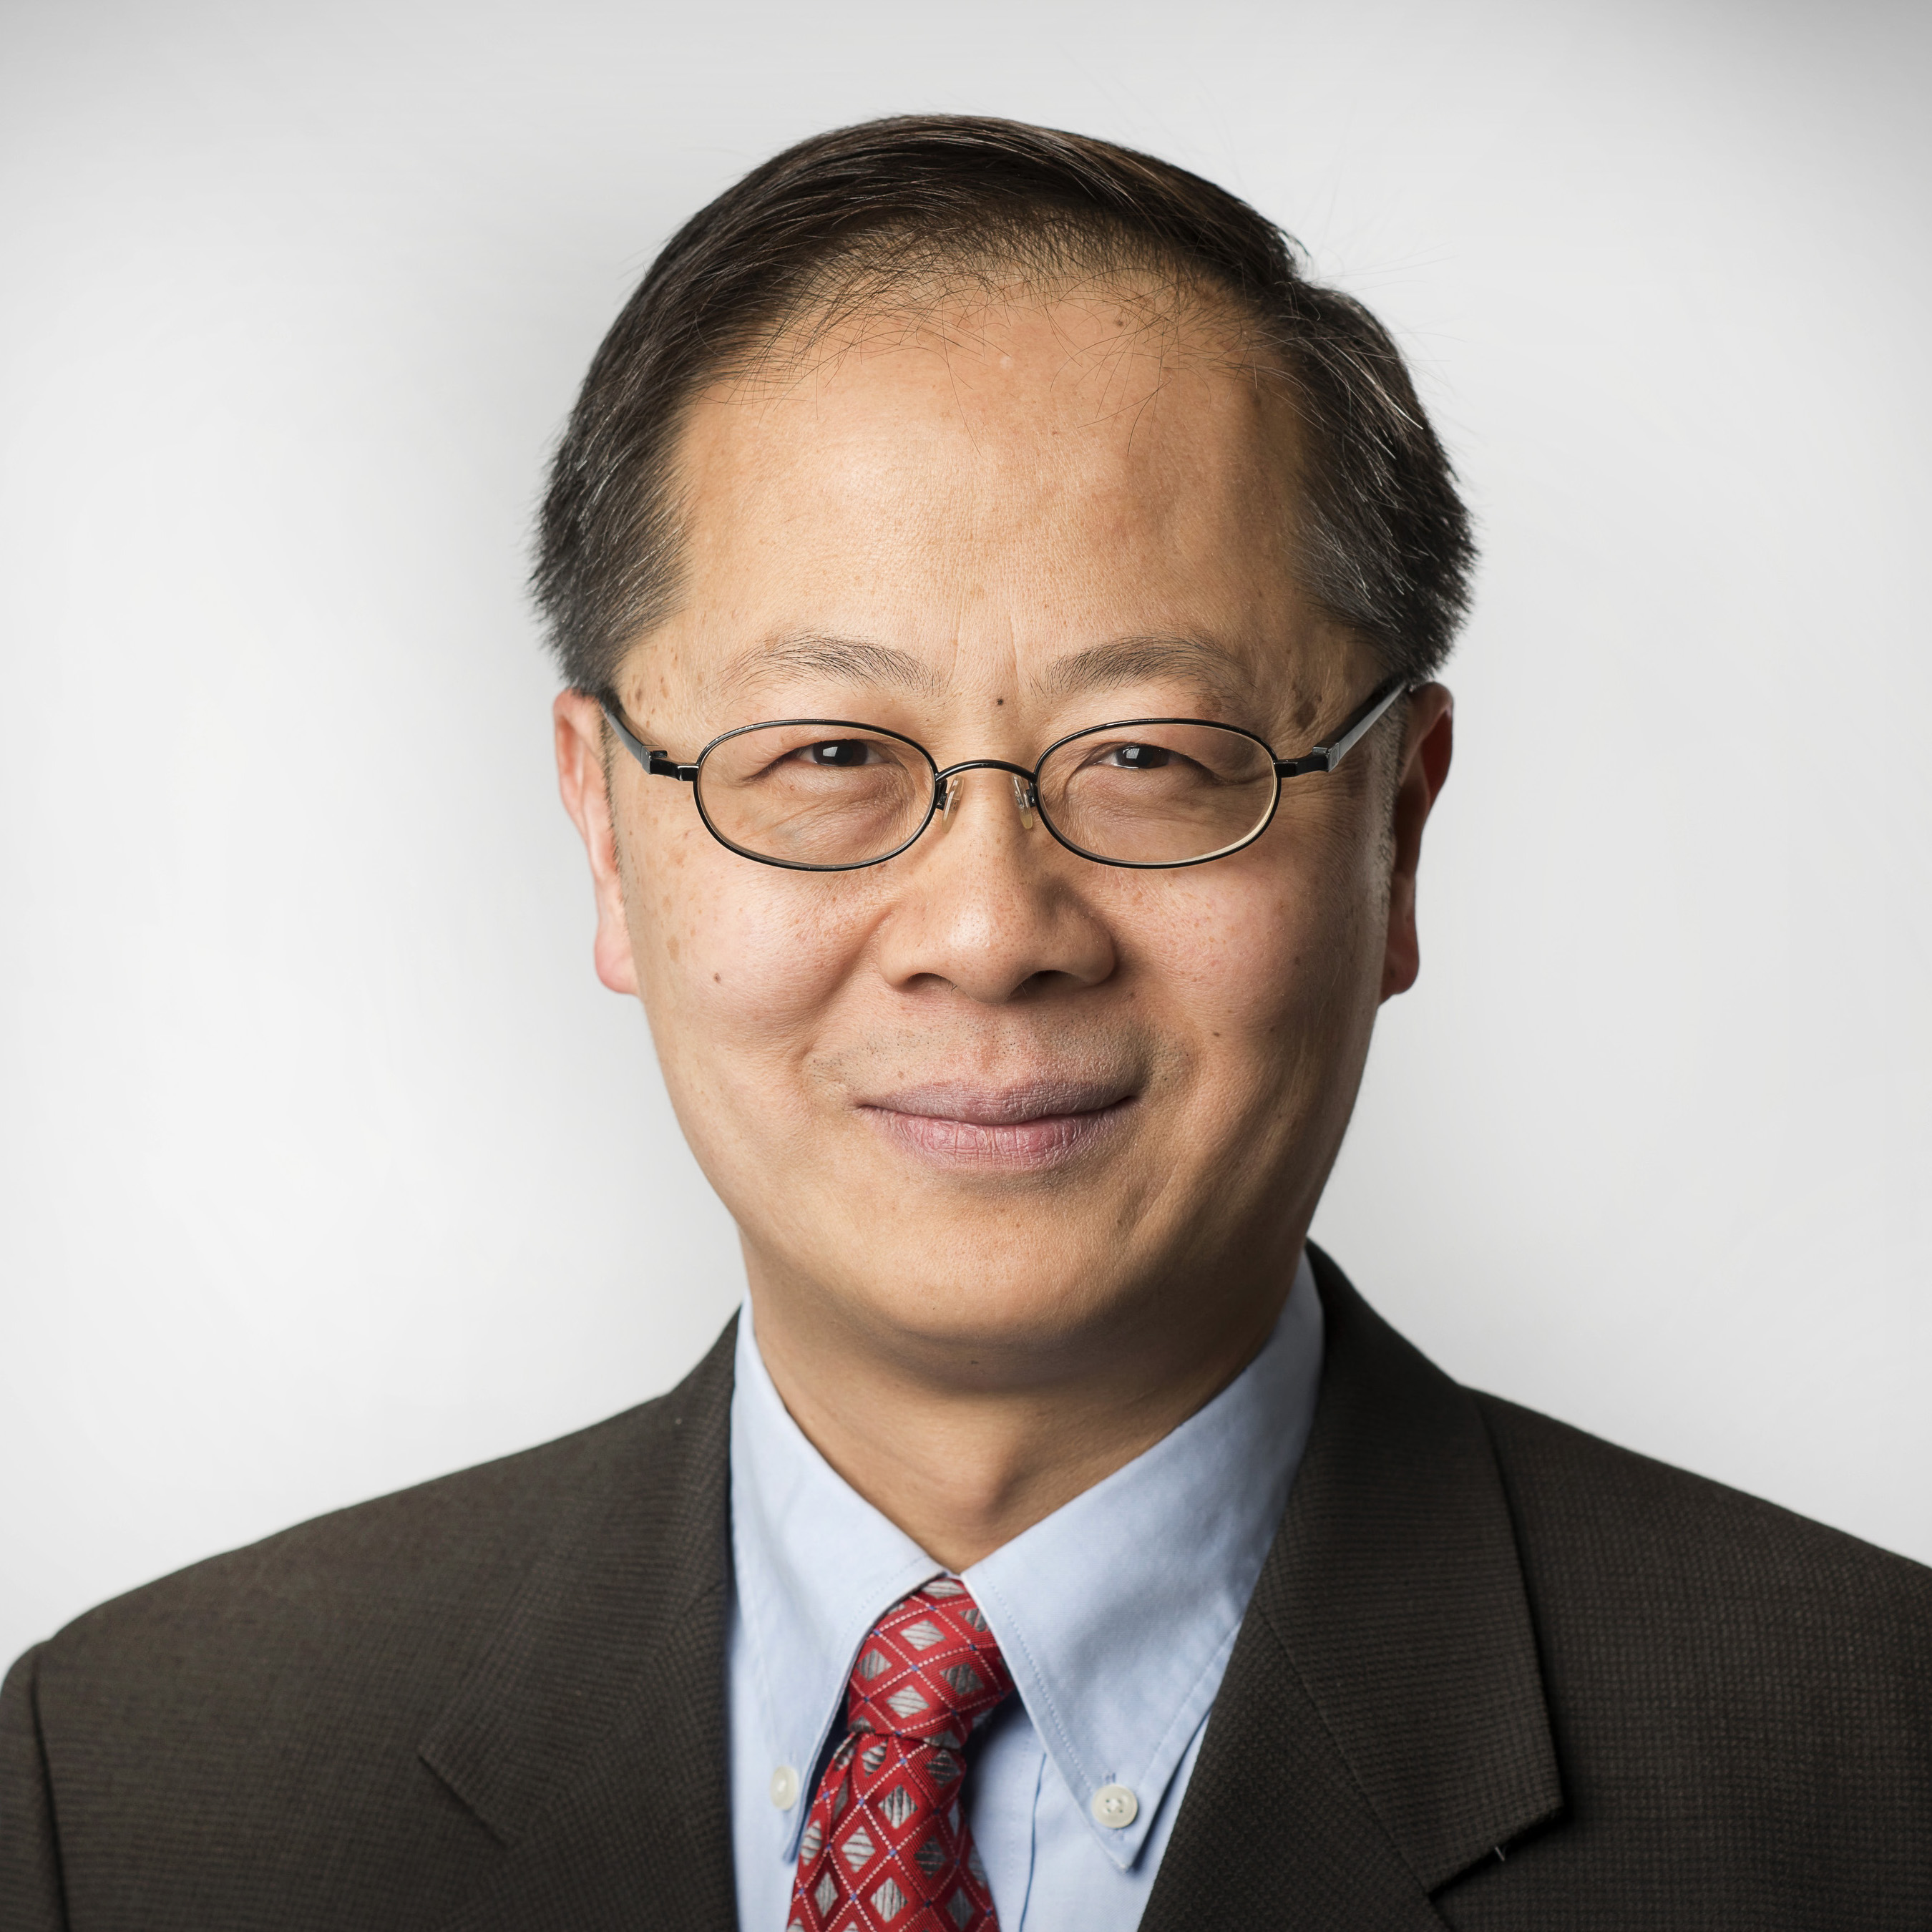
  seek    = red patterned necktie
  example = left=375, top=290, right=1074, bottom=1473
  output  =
left=788, top=1576, right=1013, bottom=1932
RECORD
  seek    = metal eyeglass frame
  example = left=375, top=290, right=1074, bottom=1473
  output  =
left=597, top=675, right=1409, bottom=873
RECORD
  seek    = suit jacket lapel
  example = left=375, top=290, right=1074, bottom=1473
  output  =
left=1141, top=1249, right=1563, bottom=1931
left=419, top=1320, right=740, bottom=1932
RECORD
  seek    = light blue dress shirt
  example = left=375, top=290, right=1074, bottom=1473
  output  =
left=726, top=1254, right=1324, bottom=1932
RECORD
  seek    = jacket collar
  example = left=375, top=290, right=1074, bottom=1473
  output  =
left=419, top=1318, right=740, bottom=1932
left=1140, top=1246, right=1563, bottom=1929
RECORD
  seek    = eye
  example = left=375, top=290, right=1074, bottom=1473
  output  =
left=1098, top=742, right=1173, bottom=771
left=791, top=739, right=882, bottom=769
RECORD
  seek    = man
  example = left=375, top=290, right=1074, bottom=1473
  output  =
left=3, top=115, right=1927, bottom=1931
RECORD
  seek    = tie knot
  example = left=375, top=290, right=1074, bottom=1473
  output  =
left=847, top=1579, right=1012, bottom=1746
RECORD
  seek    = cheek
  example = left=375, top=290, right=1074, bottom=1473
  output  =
left=630, top=824, right=870, bottom=1096
left=1146, top=854, right=1342, bottom=1036
left=1130, top=822, right=1380, bottom=1143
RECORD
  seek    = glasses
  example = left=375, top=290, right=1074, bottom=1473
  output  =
left=599, top=676, right=1407, bottom=872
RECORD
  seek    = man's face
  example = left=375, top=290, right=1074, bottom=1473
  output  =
left=559, top=283, right=1449, bottom=1385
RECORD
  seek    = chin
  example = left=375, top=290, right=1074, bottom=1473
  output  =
left=831, top=1236, right=1150, bottom=1359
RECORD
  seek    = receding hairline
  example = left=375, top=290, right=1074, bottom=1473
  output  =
left=698, top=232, right=1287, bottom=411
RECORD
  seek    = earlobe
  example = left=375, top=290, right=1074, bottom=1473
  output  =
left=553, top=691, right=641, bottom=997
left=1378, top=686, right=1453, bottom=1004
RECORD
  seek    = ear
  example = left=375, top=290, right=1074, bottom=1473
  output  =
left=554, top=690, right=640, bottom=997
left=1380, top=683, right=1454, bottom=1002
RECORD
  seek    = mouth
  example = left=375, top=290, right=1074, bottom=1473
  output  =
left=855, top=1080, right=1138, bottom=1174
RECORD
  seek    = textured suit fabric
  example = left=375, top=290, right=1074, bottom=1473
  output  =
left=4, top=1252, right=1929, bottom=1930
left=0, top=1342, right=740, bottom=1932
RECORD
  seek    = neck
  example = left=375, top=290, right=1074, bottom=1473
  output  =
left=745, top=1245, right=1300, bottom=1573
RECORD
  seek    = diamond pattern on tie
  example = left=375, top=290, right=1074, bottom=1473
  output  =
left=788, top=1578, right=1013, bottom=1932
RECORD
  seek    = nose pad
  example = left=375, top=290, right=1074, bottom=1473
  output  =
left=937, top=769, right=1038, bottom=829
left=1010, top=774, right=1038, bottom=830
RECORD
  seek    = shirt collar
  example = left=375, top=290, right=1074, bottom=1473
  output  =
left=730, top=1309, right=938, bottom=1863
left=964, top=1254, right=1322, bottom=1866
left=729, top=1254, right=1324, bottom=1870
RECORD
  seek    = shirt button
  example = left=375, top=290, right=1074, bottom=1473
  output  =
left=769, top=1765, right=800, bottom=1810
left=1091, top=1784, right=1138, bottom=1828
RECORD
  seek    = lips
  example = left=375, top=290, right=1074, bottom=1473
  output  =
left=855, top=1080, right=1136, bottom=1173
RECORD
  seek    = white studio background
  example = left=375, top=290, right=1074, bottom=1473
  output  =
left=2, top=0, right=1928, bottom=1668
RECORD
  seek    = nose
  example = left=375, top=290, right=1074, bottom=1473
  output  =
left=938, top=761, right=1038, bottom=831
left=876, top=764, right=1116, bottom=1005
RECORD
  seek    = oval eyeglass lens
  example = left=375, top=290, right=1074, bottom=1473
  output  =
left=695, top=724, right=934, bottom=867
left=1038, top=722, right=1277, bottom=864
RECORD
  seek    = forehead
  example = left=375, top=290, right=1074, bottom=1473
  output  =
left=655, top=280, right=1334, bottom=710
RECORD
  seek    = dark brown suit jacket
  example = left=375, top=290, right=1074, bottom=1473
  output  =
left=4, top=1250, right=1930, bottom=1928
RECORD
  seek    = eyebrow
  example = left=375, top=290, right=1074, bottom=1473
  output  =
left=1032, top=634, right=1258, bottom=707
left=709, top=628, right=1259, bottom=711
left=713, top=632, right=943, bottom=701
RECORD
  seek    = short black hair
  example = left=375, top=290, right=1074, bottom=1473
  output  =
left=534, top=114, right=1473, bottom=694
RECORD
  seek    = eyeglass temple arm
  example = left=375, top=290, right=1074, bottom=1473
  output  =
left=1273, top=677, right=1410, bottom=779
left=599, top=699, right=698, bottom=781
